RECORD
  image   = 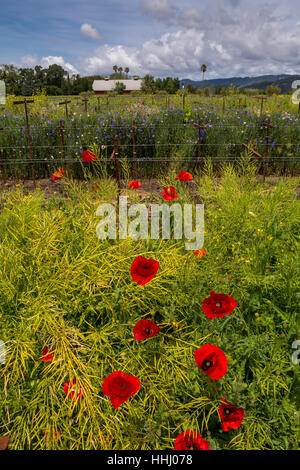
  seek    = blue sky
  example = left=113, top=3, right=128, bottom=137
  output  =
left=1, top=0, right=300, bottom=79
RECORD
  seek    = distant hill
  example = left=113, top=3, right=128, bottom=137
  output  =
left=180, top=74, right=300, bottom=93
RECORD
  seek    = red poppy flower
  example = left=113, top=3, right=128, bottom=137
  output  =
left=131, top=256, right=159, bottom=286
left=160, top=186, right=179, bottom=200
left=102, top=371, right=140, bottom=409
left=41, top=347, right=54, bottom=362
left=175, top=171, right=193, bottom=181
left=128, top=180, right=142, bottom=189
left=52, top=168, right=64, bottom=181
left=194, top=248, right=207, bottom=258
left=133, top=319, right=160, bottom=341
left=202, top=291, right=237, bottom=319
left=194, top=344, right=228, bottom=380
left=219, top=398, right=245, bottom=432
left=63, top=379, right=83, bottom=401
left=174, top=430, right=210, bottom=450
left=82, top=150, right=98, bottom=162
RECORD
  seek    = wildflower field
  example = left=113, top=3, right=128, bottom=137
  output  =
left=1, top=93, right=300, bottom=181
left=0, top=157, right=299, bottom=449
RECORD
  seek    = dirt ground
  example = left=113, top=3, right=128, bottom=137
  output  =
left=0, top=176, right=299, bottom=200
left=0, top=177, right=162, bottom=199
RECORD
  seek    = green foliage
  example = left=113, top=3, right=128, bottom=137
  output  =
left=266, top=85, right=281, bottom=96
left=113, top=82, right=126, bottom=95
left=0, top=172, right=299, bottom=449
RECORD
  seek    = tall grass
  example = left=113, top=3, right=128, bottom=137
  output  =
left=0, top=167, right=299, bottom=449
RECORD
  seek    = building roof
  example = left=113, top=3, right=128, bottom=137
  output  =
left=92, top=79, right=142, bottom=91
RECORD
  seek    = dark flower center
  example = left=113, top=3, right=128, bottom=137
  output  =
left=201, top=360, right=213, bottom=371
left=120, top=384, right=126, bottom=390
left=224, top=408, right=232, bottom=416
left=215, top=302, right=223, bottom=308
left=144, top=328, right=153, bottom=335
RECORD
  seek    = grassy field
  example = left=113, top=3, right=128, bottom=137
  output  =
left=0, top=162, right=299, bottom=450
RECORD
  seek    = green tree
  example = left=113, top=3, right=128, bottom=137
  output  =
left=266, top=84, right=281, bottom=96
left=185, top=83, right=196, bottom=94
left=201, top=64, right=207, bottom=85
left=45, top=64, right=66, bottom=88
left=113, top=81, right=126, bottom=95
left=0, top=64, right=21, bottom=94
left=20, top=68, right=35, bottom=96
left=141, top=74, right=156, bottom=94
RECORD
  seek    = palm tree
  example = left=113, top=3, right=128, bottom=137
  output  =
left=113, top=65, right=118, bottom=74
left=125, top=67, right=129, bottom=78
left=201, top=64, right=207, bottom=85
left=118, top=67, right=123, bottom=77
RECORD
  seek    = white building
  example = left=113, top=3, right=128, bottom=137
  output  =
left=92, top=77, right=142, bottom=95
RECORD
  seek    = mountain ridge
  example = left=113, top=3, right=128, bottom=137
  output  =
left=180, top=74, right=300, bottom=93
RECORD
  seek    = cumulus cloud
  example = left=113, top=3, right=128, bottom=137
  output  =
left=18, top=1, right=300, bottom=80
left=84, top=45, right=142, bottom=75
left=40, top=56, right=79, bottom=75
left=140, top=0, right=178, bottom=23
left=80, top=23, right=104, bottom=41
left=20, top=55, right=79, bottom=75
left=20, top=55, right=39, bottom=68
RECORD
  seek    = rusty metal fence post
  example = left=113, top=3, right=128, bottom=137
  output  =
left=132, top=120, right=137, bottom=178
left=82, top=98, right=89, bottom=112
left=57, top=120, right=66, bottom=173
left=13, top=98, right=35, bottom=183
left=59, top=99, right=71, bottom=118
left=264, top=118, right=272, bottom=182
left=113, top=135, right=121, bottom=195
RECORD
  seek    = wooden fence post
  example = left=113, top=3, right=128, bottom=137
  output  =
left=59, top=100, right=71, bottom=118
left=57, top=120, right=66, bottom=172
left=132, top=120, right=137, bottom=178
left=264, top=118, right=272, bottom=183
left=255, top=96, right=267, bottom=117
left=82, top=98, right=89, bottom=112
left=13, top=98, right=35, bottom=183
left=113, top=135, right=121, bottom=195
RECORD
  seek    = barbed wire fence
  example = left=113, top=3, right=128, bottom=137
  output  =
left=0, top=95, right=300, bottom=184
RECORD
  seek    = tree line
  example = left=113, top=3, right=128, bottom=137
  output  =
left=0, top=63, right=282, bottom=97
left=0, top=64, right=181, bottom=96
left=0, top=63, right=104, bottom=96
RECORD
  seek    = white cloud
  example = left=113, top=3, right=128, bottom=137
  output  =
left=40, top=56, right=79, bottom=75
left=20, top=55, right=39, bottom=68
left=140, top=0, right=178, bottom=23
left=19, top=55, right=79, bottom=75
left=84, top=45, right=142, bottom=75
left=80, top=23, right=104, bottom=41
left=17, top=2, right=300, bottom=80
